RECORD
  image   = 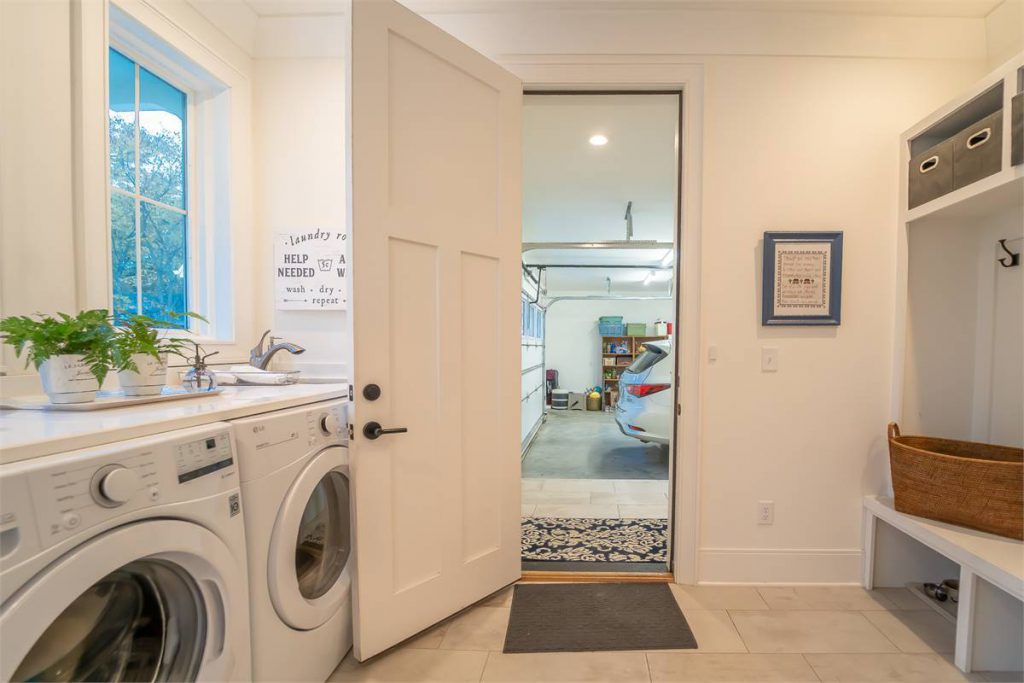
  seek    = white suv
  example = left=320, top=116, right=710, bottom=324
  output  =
left=615, top=339, right=673, bottom=445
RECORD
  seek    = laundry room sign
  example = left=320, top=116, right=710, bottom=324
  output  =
left=274, top=229, right=348, bottom=310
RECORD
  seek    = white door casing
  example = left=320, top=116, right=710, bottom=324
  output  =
left=346, top=0, right=522, bottom=660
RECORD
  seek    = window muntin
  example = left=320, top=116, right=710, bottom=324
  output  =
left=108, top=48, right=188, bottom=325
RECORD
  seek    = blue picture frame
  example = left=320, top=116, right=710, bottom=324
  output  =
left=762, top=231, right=843, bottom=326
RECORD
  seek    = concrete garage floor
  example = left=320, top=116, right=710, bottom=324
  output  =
left=522, top=410, right=669, bottom=480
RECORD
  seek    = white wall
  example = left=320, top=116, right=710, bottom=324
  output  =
left=420, top=6, right=994, bottom=582
left=545, top=299, right=674, bottom=392
left=252, top=57, right=349, bottom=377
left=985, top=0, right=1024, bottom=69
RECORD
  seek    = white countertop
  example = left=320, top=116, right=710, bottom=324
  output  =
left=0, top=383, right=349, bottom=464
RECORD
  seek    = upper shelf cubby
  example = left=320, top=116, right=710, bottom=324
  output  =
left=908, top=82, right=1002, bottom=158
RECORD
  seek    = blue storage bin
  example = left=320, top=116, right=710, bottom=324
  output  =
left=599, top=323, right=625, bottom=336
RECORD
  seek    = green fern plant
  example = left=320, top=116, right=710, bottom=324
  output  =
left=0, top=310, right=114, bottom=384
left=112, top=312, right=206, bottom=373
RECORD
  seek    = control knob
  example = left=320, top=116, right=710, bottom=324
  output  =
left=320, top=412, right=340, bottom=436
left=94, top=466, right=141, bottom=506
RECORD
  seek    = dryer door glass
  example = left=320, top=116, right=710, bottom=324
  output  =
left=296, top=470, right=351, bottom=600
left=11, top=559, right=205, bottom=682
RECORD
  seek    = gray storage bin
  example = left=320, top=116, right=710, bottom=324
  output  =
left=1011, top=93, right=1022, bottom=167
left=567, top=392, right=585, bottom=410
left=908, top=139, right=953, bottom=209
left=953, top=110, right=1002, bottom=189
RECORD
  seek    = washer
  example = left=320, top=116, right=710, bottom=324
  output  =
left=230, top=399, right=352, bottom=682
left=0, top=422, right=251, bottom=682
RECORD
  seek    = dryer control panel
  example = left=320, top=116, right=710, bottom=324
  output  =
left=0, top=423, right=238, bottom=558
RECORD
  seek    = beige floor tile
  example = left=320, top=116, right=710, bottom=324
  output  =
left=873, top=587, right=932, bottom=610
left=521, top=504, right=536, bottom=517
left=404, top=621, right=449, bottom=649
left=591, top=491, right=666, bottom=505
left=479, top=585, right=515, bottom=607
left=438, top=606, right=511, bottom=651
left=329, top=649, right=488, bottom=682
left=521, top=491, right=591, bottom=506
left=532, top=503, right=620, bottom=518
left=481, top=651, right=650, bottom=682
left=681, top=610, right=748, bottom=653
left=862, top=610, right=956, bottom=653
left=647, top=653, right=818, bottom=681
left=540, top=478, right=616, bottom=494
left=619, top=504, right=668, bottom=519
left=670, top=585, right=770, bottom=611
left=758, top=586, right=898, bottom=611
left=730, top=610, right=899, bottom=653
left=613, top=480, right=670, bottom=495
left=521, top=479, right=544, bottom=492
left=805, top=653, right=985, bottom=681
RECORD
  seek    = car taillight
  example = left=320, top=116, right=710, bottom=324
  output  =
left=625, top=383, right=670, bottom=397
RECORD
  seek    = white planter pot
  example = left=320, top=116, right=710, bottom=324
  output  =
left=117, top=353, right=168, bottom=396
left=39, top=354, right=99, bottom=404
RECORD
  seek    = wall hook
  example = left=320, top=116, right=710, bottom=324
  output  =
left=997, top=239, right=1020, bottom=268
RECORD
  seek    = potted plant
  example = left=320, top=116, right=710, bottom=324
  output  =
left=0, top=310, right=113, bottom=404
left=112, top=313, right=203, bottom=396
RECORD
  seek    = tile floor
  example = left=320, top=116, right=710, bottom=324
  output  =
left=330, top=584, right=1022, bottom=682
left=522, top=478, right=669, bottom=519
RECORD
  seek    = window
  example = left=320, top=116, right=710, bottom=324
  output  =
left=108, top=48, right=189, bottom=325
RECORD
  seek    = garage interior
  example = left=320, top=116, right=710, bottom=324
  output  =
left=519, top=93, right=679, bottom=572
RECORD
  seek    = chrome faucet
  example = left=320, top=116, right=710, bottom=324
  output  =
left=250, top=330, right=306, bottom=370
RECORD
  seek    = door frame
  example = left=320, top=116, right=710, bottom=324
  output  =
left=507, top=57, right=705, bottom=585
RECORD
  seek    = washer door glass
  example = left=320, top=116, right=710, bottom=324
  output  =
left=11, top=559, right=205, bottom=682
left=295, top=470, right=351, bottom=600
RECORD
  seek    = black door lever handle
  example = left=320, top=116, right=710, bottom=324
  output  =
left=363, top=421, right=409, bottom=440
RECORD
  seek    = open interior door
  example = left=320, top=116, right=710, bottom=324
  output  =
left=345, top=0, right=522, bottom=661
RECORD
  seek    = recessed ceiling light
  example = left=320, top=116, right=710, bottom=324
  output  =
left=589, top=134, right=608, bottom=146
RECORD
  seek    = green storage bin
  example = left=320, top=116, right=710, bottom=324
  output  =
left=599, top=316, right=623, bottom=324
left=626, top=323, right=647, bottom=336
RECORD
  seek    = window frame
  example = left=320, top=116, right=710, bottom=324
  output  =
left=107, top=45, right=197, bottom=326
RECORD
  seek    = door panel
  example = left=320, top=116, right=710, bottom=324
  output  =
left=348, top=0, right=522, bottom=660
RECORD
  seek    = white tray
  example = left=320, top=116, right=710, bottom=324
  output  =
left=0, top=387, right=223, bottom=412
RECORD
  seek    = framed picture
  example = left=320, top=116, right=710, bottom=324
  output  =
left=762, top=231, right=843, bottom=326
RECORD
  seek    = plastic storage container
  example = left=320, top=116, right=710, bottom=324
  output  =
left=551, top=389, right=569, bottom=410
left=599, top=323, right=626, bottom=336
left=953, top=110, right=1002, bottom=189
left=626, top=323, right=647, bottom=336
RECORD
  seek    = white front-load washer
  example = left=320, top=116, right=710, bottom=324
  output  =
left=0, top=422, right=251, bottom=682
left=230, top=399, right=352, bottom=682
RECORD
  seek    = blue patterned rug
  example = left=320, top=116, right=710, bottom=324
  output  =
left=521, top=518, right=668, bottom=563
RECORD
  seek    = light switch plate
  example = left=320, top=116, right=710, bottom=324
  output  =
left=761, top=347, right=779, bottom=372
left=758, top=501, right=774, bottom=525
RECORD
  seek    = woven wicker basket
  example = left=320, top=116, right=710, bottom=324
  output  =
left=887, top=423, right=1023, bottom=540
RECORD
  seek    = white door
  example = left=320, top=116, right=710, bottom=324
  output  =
left=347, top=0, right=522, bottom=660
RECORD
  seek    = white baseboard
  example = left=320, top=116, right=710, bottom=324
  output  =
left=699, top=547, right=863, bottom=585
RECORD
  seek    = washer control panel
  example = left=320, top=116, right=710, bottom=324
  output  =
left=0, top=422, right=237, bottom=554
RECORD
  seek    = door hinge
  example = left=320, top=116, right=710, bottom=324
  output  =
left=676, top=404, right=681, bottom=416
left=348, top=384, right=354, bottom=401
left=348, top=423, right=355, bottom=440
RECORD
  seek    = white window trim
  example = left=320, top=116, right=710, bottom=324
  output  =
left=73, top=0, right=256, bottom=362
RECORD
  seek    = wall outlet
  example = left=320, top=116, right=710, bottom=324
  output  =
left=761, top=347, right=779, bottom=372
left=758, top=500, right=774, bottom=525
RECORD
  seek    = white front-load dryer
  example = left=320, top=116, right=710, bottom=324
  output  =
left=0, top=423, right=252, bottom=682
left=231, top=399, right=352, bottom=682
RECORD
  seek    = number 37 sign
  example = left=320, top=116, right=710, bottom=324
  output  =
left=274, top=229, right=348, bottom=310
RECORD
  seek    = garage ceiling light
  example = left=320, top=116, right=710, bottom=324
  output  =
left=589, top=134, right=608, bottom=146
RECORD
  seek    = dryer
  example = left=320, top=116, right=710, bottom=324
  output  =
left=0, top=422, right=251, bottom=682
left=231, top=399, right=352, bottom=682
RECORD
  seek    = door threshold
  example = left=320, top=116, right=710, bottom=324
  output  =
left=520, top=570, right=673, bottom=583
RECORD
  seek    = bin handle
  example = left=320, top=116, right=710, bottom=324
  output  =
left=966, top=127, right=991, bottom=149
left=919, top=156, right=939, bottom=173
left=887, top=422, right=901, bottom=439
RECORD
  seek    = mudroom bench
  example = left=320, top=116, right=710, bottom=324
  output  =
left=861, top=495, right=1024, bottom=674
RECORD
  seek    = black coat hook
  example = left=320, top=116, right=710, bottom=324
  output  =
left=997, top=239, right=1020, bottom=268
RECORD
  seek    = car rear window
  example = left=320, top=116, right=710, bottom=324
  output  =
left=626, top=346, right=667, bottom=373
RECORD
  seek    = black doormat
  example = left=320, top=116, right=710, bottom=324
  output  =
left=522, top=518, right=668, bottom=562
left=503, top=583, right=697, bottom=653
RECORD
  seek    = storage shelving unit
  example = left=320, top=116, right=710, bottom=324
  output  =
left=880, top=51, right=1024, bottom=676
left=600, top=335, right=669, bottom=407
